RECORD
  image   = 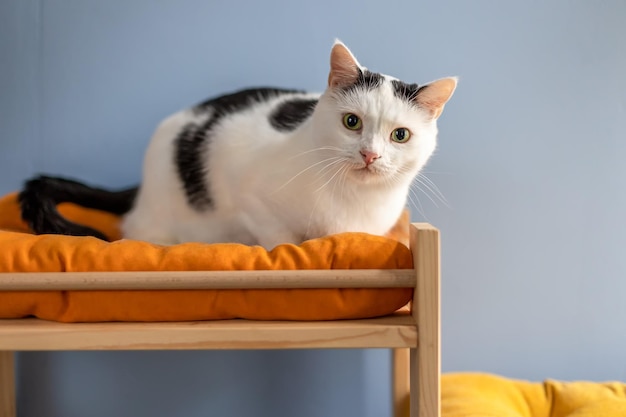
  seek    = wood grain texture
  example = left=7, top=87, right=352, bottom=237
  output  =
left=410, top=223, right=441, bottom=417
left=0, top=352, right=16, bottom=417
left=0, top=222, right=440, bottom=417
left=0, top=313, right=417, bottom=351
left=393, top=348, right=410, bottom=417
left=0, top=269, right=415, bottom=290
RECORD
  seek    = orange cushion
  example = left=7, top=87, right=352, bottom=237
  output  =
left=0, top=193, right=413, bottom=322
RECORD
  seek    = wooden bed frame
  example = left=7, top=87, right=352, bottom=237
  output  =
left=0, top=223, right=440, bottom=417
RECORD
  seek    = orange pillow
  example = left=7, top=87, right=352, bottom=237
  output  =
left=0, top=193, right=413, bottom=322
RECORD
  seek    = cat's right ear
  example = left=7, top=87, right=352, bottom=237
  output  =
left=328, top=40, right=361, bottom=89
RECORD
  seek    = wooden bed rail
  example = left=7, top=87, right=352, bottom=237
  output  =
left=411, top=222, right=441, bottom=417
left=0, top=269, right=415, bottom=291
left=0, top=352, right=15, bottom=417
left=0, top=222, right=440, bottom=417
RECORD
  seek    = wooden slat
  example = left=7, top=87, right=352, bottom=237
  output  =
left=0, top=314, right=417, bottom=351
left=0, top=269, right=415, bottom=291
left=393, top=348, right=410, bottom=417
left=410, top=223, right=440, bottom=417
left=0, top=352, right=16, bottom=417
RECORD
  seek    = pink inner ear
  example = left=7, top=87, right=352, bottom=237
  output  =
left=329, top=44, right=360, bottom=88
left=415, top=78, right=457, bottom=118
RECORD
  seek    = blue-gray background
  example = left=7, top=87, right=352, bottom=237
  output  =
left=2, top=1, right=625, bottom=416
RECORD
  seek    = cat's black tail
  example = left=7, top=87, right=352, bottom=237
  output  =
left=19, top=175, right=138, bottom=241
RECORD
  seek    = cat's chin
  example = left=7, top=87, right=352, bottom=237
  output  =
left=349, top=166, right=391, bottom=185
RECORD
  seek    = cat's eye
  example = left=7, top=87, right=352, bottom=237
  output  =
left=391, top=128, right=411, bottom=143
left=342, top=113, right=362, bottom=130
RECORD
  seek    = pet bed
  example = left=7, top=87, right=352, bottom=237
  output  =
left=0, top=192, right=441, bottom=417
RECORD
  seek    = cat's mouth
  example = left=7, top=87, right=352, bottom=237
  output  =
left=351, top=164, right=388, bottom=182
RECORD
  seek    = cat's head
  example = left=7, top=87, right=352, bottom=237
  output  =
left=314, top=40, right=456, bottom=187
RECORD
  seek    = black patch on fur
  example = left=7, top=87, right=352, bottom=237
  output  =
left=178, top=88, right=305, bottom=210
left=269, top=98, right=318, bottom=131
left=194, top=87, right=304, bottom=114
left=19, top=175, right=138, bottom=241
left=391, top=80, right=422, bottom=104
left=174, top=122, right=214, bottom=210
left=343, top=69, right=384, bottom=94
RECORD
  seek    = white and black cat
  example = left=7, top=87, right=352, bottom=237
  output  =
left=20, top=41, right=456, bottom=249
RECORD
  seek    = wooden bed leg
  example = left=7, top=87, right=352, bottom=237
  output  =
left=393, top=348, right=410, bottom=417
left=410, top=224, right=441, bottom=417
left=0, top=351, right=16, bottom=417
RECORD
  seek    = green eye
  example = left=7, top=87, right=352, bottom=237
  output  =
left=391, top=128, right=411, bottom=143
left=342, top=113, right=362, bottom=130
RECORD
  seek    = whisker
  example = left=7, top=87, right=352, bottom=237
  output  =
left=411, top=180, right=440, bottom=208
left=392, top=165, right=450, bottom=210
left=405, top=192, right=419, bottom=214
left=417, top=173, right=449, bottom=206
left=339, top=165, right=350, bottom=204
left=421, top=169, right=453, bottom=176
left=314, top=161, right=348, bottom=193
left=411, top=177, right=448, bottom=208
left=272, top=156, right=344, bottom=193
left=331, top=164, right=349, bottom=195
left=287, top=146, right=344, bottom=160
left=315, top=157, right=349, bottom=177
left=386, top=170, right=428, bottom=219
left=306, top=163, right=349, bottom=237
left=329, top=165, right=350, bottom=216
left=407, top=186, right=427, bottom=220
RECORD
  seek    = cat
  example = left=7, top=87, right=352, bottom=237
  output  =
left=19, top=40, right=456, bottom=250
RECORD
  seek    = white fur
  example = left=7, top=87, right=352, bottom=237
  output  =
left=122, top=45, right=453, bottom=249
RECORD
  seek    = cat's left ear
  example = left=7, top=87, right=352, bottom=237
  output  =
left=416, top=77, right=458, bottom=119
left=328, top=40, right=362, bottom=89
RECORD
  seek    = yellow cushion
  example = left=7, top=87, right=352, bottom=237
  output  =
left=0, top=192, right=413, bottom=322
left=442, top=373, right=626, bottom=417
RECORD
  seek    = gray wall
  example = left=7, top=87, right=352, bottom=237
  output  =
left=2, top=1, right=625, bottom=416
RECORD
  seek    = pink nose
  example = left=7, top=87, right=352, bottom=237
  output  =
left=360, top=150, right=380, bottom=166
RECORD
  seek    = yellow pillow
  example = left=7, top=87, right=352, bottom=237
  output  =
left=442, top=373, right=626, bottom=417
